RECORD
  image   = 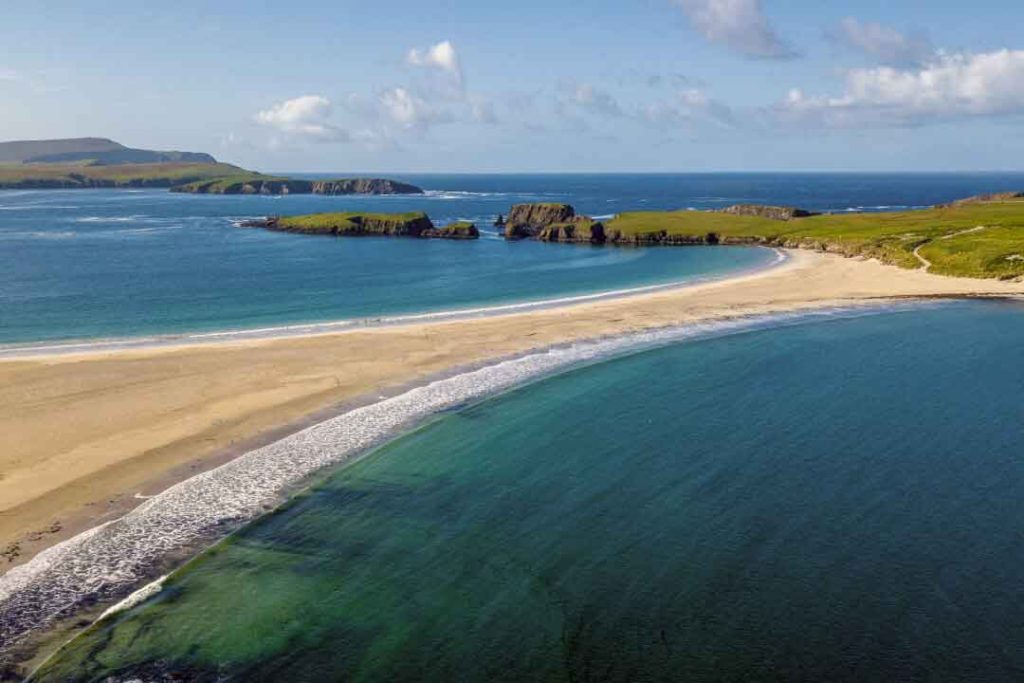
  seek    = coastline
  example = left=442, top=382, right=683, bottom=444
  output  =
left=0, top=247, right=784, bottom=358
left=3, top=250, right=1024, bottom=567
left=3, top=249, right=1024, bottom=665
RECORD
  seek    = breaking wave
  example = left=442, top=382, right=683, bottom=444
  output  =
left=0, top=303, right=927, bottom=655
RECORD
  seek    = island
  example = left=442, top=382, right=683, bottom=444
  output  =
left=0, top=138, right=424, bottom=195
left=173, top=176, right=423, bottom=195
left=499, top=195, right=1024, bottom=280
left=239, top=212, right=478, bottom=239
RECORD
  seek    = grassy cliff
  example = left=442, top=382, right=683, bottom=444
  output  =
left=245, top=213, right=478, bottom=240
left=603, top=199, right=1024, bottom=279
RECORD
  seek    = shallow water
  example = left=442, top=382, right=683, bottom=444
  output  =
left=34, top=301, right=1024, bottom=681
left=4, top=172, right=1024, bottom=345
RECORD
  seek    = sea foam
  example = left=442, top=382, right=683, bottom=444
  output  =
left=0, top=304, right=922, bottom=653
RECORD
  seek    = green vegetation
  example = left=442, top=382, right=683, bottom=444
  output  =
left=426, top=221, right=479, bottom=239
left=274, top=211, right=430, bottom=235
left=173, top=174, right=289, bottom=194
left=605, top=199, right=1024, bottom=279
left=0, top=162, right=246, bottom=189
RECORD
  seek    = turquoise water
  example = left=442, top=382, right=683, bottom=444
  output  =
left=0, top=188, right=774, bottom=346
left=5, top=172, right=1024, bottom=345
left=35, top=301, right=1024, bottom=681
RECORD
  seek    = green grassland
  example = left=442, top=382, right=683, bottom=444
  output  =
left=272, top=211, right=435, bottom=236
left=173, top=174, right=288, bottom=194
left=0, top=162, right=247, bottom=189
left=605, top=199, right=1024, bottom=279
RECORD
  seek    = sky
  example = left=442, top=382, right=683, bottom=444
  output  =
left=3, top=0, right=1024, bottom=173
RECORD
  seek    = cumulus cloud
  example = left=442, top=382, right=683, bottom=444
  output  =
left=778, top=49, right=1024, bottom=126
left=673, top=0, right=795, bottom=59
left=833, top=17, right=932, bottom=66
left=255, top=95, right=348, bottom=141
left=406, top=40, right=463, bottom=86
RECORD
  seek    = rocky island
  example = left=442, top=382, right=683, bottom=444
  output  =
left=0, top=138, right=423, bottom=195
left=173, top=176, right=423, bottom=195
left=239, top=212, right=478, bottom=239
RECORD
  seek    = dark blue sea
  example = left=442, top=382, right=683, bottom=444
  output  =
left=3, top=172, right=1023, bottom=345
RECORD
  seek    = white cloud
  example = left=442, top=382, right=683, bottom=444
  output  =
left=378, top=87, right=452, bottom=130
left=778, top=49, right=1024, bottom=126
left=406, top=40, right=463, bottom=86
left=834, top=17, right=932, bottom=66
left=673, top=0, right=794, bottom=59
left=255, top=95, right=348, bottom=141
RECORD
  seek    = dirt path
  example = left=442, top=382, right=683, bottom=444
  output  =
left=914, top=225, right=988, bottom=271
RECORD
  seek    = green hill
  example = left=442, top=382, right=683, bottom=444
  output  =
left=0, top=137, right=216, bottom=165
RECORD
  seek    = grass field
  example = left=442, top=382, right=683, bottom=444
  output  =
left=605, top=199, right=1024, bottom=279
left=272, top=211, right=434, bottom=236
left=0, top=162, right=246, bottom=188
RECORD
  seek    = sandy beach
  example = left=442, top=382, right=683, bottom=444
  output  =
left=2, top=249, right=1024, bottom=569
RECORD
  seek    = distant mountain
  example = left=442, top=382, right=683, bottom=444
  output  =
left=0, top=137, right=217, bottom=165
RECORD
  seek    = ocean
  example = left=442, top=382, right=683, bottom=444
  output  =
left=31, top=301, right=1024, bottom=681
left=3, top=172, right=1024, bottom=346
left=5, top=173, right=1024, bottom=679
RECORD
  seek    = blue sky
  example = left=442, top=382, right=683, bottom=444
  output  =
left=3, top=0, right=1024, bottom=172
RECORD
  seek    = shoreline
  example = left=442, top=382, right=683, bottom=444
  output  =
left=0, top=247, right=785, bottom=359
left=3, top=250, right=1024, bottom=565
left=3, top=302, right=926, bottom=669
left=3, top=250, right=1024, bottom=666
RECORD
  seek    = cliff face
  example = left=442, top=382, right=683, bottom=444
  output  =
left=504, top=203, right=578, bottom=238
left=422, top=221, right=479, bottom=239
left=311, top=178, right=424, bottom=195
left=717, top=204, right=818, bottom=220
left=173, top=177, right=424, bottom=196
left=240, top=213, right=477, bottom=240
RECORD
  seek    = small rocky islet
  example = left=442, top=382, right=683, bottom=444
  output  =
left=238, top=213, right=479, bottom=240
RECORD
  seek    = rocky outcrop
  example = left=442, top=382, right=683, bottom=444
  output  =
left=504, top=203, right=578, bottom=238
left=535, top=218, right=606, bottom=244
left=239, top=213, right=477, bottom=240
left=310, top=178, right=424, bottom=195
left=422, top=221, right=479, bottom=239
left=173, top=177, right=424, bottom=196
left=717, top=204, right=818, bottom=220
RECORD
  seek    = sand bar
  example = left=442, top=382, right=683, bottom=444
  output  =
left=2, top=250, right=1023, bottom=568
